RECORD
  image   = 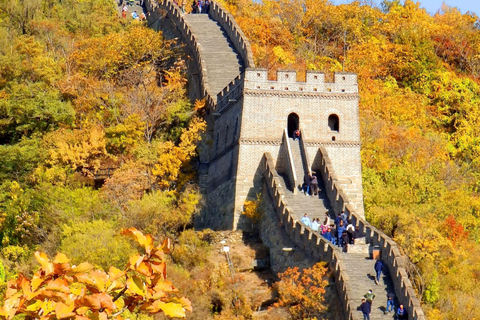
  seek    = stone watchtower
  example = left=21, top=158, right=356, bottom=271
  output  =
left=198, top=69, right=364, bottom=230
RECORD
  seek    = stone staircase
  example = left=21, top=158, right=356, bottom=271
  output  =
left=182, top=14, right=244, bottom=95
left=278, top=159, right=397, bottom=319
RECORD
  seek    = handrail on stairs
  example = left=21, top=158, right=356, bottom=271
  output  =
left=283, top=128, right=297, bottom=194
left=299, top=128, right=312, bottom=177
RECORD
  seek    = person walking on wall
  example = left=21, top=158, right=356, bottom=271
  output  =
left=323, top=227, right=336, bottom=245
left=310, top=173, right=318, bottom=196
left=341, top=230, right=349, bottom=253
left=301, top=213, right=311, bottom=228
left=386, top=292, right=395, bottom=313
left=397, top=304, right=407, bottom=319
left=374, top=259, right=383, bottom=285
left=346, top=219, right=356, bottom=244
left=311, top=218, right=319, bottom=232
left=364, top=289, right=375, bottom=306
left=293, top=129, right=301, bottom=141
left=337, top=220, right=346, bottom=248
left=303, top=172, right=311, bottom=195
left=360, top=298, right=371, bottom=320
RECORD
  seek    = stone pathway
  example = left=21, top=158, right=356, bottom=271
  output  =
left=182, top=13, right=244, bottom=95
left=278, top=173, right=397, bottom=319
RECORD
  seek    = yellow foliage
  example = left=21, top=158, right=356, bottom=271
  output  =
left=242, top=194, right=262, bottom=224
left=43, top=126, right=110, bottom=177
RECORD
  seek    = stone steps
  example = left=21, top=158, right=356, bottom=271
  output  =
left=183, top=13, right=244, bottom=95
left=277, top=152, right=396, bottom=320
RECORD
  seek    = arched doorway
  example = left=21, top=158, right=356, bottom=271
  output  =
left=328, top=114, right=339, bottom=132
left=287, top=113, right=299, bottom=137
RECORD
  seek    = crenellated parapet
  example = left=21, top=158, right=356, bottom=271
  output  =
left=215, top=74, right=244, bottom=113
left=244, top=69, right=358, bottom=95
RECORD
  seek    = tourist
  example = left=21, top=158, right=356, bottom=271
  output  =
left=310, top=173, right=318, bottom=196
left=340, top=210, right=348, bottom=224
left=303, top=172, right=311, bottom=195
left=335, top=212, right=342, bottom=228
left=140, top=12, right=146, bottom=20
left=397, top=304, right=407, bottom=319
left=181, top=0, right=187, bottom=12
left=191, top=0, right=198, bottom=13
left=374, top=259, right=383, bottom=285
left=364, top=289, right=375, bottom=306
left=346, top=219, right=356, bottom=244
left=386, top=292, right=395, bottom=313
left=341, top=230, right=349, bottom=253
left=293, top=129, right=301, bottom=140
left=311, top=218, right=319, bottom=232
left=323, top=227, right=336, bottom=245
left=337, top=220, right=346, bottom=248
left=132, top=10, right=139, bottom=19
left=122, top=4, right=128, bottom=18
left=320, top=218, right=329, bottom=234
left=360, top=298, right=371, bottom=320
left=203, top=0, right=210, bottom=13
left=301, top=213, right=311, bottom=227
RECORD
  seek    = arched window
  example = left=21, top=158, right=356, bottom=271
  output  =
left=328, top=114, right=339, bottom=132
left=287, top=113, right=299, bottom=137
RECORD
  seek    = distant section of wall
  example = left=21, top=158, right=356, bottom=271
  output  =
left=315, top=146, right=426, bottom=320
left=146, top=0, right=217, bottom=104
left=208, top=2, right=255, bottom=69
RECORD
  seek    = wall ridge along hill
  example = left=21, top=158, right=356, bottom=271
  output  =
left=143, top=1, right=425, bottom=319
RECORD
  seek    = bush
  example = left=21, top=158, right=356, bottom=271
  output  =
left=59, top=220, right=135, bottom=270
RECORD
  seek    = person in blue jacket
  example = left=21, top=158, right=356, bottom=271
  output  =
left=337, top=219, right=346, bottom=247
left=360, top=298, right=371, bottom=320
left=374, top=259, right=384, bottom=285
left=397, top=304, right=407, bottom=319
left=323, top=227, right=336, bottom=245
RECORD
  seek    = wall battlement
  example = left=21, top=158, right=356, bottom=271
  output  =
left=244, top=69, right=358, bottom=94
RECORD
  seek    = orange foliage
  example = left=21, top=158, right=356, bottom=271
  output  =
left=0, top=228, right=191, bottom=320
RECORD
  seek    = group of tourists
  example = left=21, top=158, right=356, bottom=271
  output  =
left=121, top=3, right=147, bottom=20
left=360, top=289, right=407, bottom=320
left=300, top=211, right=356, bottom=253
left=189, top=0, right=210, bottom=13
left=360, top=260, right=408, bottom=320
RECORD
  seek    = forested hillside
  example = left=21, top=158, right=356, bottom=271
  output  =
left=0, top=1, right=302, bottom=319
left=218, top=0, right=480, bottom=318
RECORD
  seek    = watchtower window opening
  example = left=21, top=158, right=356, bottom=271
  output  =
left=287, top=113, right=299, bottom=138
left=328, top=114, right=339, bottom=132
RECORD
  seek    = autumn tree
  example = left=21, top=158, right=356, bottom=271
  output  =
left=0, top=228, right=192, bottom=320
left=274, top=263, right=328, bottom=319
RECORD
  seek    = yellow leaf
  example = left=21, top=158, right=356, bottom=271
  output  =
left=55, top=301, right=75, bottom=319
left=71, top=262, right=94, bottom=274
left=156, top=301, right=186, bottom=318
left=126, top=276, right=145, bottom=297
left=54, top=253, right=70, bottom=264
left=34, top=252, right=54, bottom=276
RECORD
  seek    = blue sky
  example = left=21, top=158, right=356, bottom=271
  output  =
left=333, top=1, right=480, bottom=16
